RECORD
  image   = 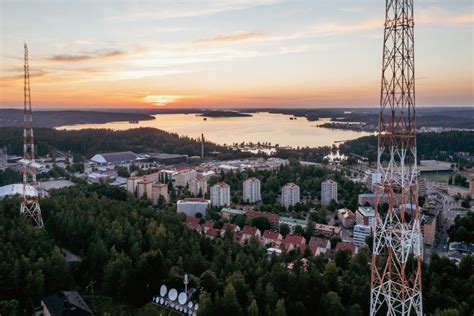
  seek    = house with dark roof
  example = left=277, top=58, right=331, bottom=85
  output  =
left=335, top=241, right=357, bottom=256
left=308, top=237, right=331, bottom=256
left=36, top=291, right=93, bottom=316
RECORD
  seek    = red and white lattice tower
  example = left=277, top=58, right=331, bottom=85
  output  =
left=370, top=0, right=423, bottom=315
left=20, top=43, right=44, bottom=228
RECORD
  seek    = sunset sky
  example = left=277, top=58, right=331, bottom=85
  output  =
left=0, top=0, right=473, bottom=109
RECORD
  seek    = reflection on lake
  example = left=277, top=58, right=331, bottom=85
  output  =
left=57, top=112, right=372, bottom=148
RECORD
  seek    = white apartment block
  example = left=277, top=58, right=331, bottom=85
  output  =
left=210, top=182, right=231, bottom=207
left=353, top=224, right=372, bottom=247
left=177, top=198, right=210, bottom=217
left=281, top=183, right=300, bottom=209
left=189, top=176, right=208, bottom=197
left=243, top=177, right=261, bottom=203
left=321, top=179, right=338, bottom=206
left=175, top=169, right=197, bottom=188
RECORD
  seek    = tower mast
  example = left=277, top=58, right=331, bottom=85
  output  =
left=370, top=0, right=423, bottom=315
left=20, top=43, right=44, bottom=228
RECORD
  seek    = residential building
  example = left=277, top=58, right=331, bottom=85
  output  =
left=127, top=176, right=141, bottom=194
left=189, top=175, right=208, bottom=196
left=220, top=208, right=246, bottom=221
left=356, top=206, right=376, bottom=227
left=337, top=208, right=356, bottom=228
left=177, top=198, right=210, bottom=217
left=335, top=242, right=357, bottom=256
left=308, top=237, right=331, bottom=256
left=282, top=234, right=306, bottom=252
left=237, top=226, right=261, bottom=244
left=210, top=182, right=231, bottom=207
left=314, top=223, right=342, bottom=238
left=220, top=223, right=240, bottom=237
left=243, top=177, right=261, bottom=203
left=281, top=183, right=300, bottom=208
left=137, top=179, right=153, bottom=199
left=353, top=224, right=372, bottom=247
left=421, top=214, right=437, bottom=246
left=151, top=183, right=168, bottom=204
left=365, top=170, right=381, bottom=192
left=321, top=179, right=338, bottom=206
left=279, top=216, right=308, bottom=232
left=37, top=291, right=93, bottom=316
left=246, top=210, right=280, bottom=229
left=175, top=169, right=197, bottom=188
left=186, top=216, right=201, bottom=232
left=262, top=230, right=283, bottom=247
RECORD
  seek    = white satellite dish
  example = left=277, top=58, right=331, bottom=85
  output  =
left=188, top=310, right=193, bottom=315
left=178, top=292, right=187, bottom=305
left=160, top=298, right=164, bottom=305
left=168, top=288, right=178, bottom=301
left=194, top=303, right=199, bottom=310
left=188, top=301, right=194, bottom=309
left=175, top=305, right=179, bottom=310
left=160, top=285, right=168, bottom=297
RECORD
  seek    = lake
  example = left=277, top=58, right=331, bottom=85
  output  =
left=57, top=112, right=371, bottom=148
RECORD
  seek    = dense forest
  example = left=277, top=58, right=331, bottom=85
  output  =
left=0, top=183, right=472, bottom=315
left=340, top=131, right=474, bottom=165
left=0, top=127, right=254, bottom=160
left=448, top=212, right=474, bottom=244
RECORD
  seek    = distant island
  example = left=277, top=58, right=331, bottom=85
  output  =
left=0, top=109, right=154, bottom=128
left=197, top=110, right=252, bottom=118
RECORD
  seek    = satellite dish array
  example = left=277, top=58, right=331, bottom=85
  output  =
left=153, top=284, right=199, bottom=316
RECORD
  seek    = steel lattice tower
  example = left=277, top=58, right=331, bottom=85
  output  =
left=370, top=1, right=423, bottom=315
left=20, top=43, right=44, bottom=228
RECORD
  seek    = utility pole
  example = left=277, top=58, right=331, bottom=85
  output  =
left=201, top=134, right=205, bottom=159
left=20, top=43, right=43, bottom=228
left=370, top=1, right=423, bottom=315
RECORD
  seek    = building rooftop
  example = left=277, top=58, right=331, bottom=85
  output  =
left=283, top=182, right=299, bottom=189
left=212, top=182, right=230, bottom=188
left=90, top=151, right=138, bottom=164
left=357, top=206, right=375, bottom=217
left=178, top=198, right=210, bottom=203
left=335, top=242, right=356, bottom=254
left=42, top=291, right=92, bottom=316
left=279, top=216, right=308, bottom=225
left=262, top=230, right=282, bottom=240
left=220, top=208, right=246, bottom=215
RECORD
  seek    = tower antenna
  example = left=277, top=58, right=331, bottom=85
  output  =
left=20, top=43, right=44, bottom=228
left=370, top=0, right=423, bottom=315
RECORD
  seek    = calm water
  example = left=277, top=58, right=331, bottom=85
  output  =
left=57, top=112, right=371, bottom=148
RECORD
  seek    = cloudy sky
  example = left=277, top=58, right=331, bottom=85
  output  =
left=0, top=0, right=472, bottom=108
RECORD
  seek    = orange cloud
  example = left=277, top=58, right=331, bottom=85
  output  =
left=48, top=50, right=126, bottom=62
left=194, top=32, right=265, bottom=44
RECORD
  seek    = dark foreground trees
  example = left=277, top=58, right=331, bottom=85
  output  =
left=0, top=183, right=472, bottom=315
